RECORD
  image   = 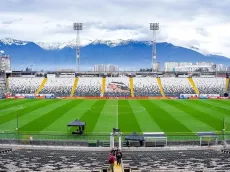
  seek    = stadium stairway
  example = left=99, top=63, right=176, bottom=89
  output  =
left=70, top=78, right=79, bottom=96
left=114, top=161, right=123, bottom=172
left=188, top=77, right=199, bottom=94
left=129, top=77, right=135, bottom=97
left=101, top=77, right=106, bottom=97
left=156, top=77, right=165, bottom=97
left=225, top=78, right=229, bottom=92
left=35, top=78, right=48, bottom=95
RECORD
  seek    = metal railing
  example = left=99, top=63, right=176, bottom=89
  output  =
left=0, top=131, right=230, bottom=148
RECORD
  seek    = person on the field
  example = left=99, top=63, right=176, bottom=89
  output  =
left=116, top=150, right=122, bottom=166
left=108, top=153, right=116, bottom=172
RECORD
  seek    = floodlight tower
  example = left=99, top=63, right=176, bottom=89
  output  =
left=73, top=23, right=83, bottom=72
left=150, top=23, right=159, bottom=72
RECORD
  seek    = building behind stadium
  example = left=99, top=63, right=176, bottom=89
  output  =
left=164, top=61, right=228, bottom=72
left=0, top=50, right=11, bottom=71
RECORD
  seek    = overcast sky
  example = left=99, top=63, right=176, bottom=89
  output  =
left=1, top=0, right=230, bottom=57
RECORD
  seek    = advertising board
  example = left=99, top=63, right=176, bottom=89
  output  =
left=180, top=94, right=198, bottom=99
left=6, top=96, right=15, bottom=99
left=199, top=94, right=220, bottom=99
left=15, top=96, right=26, bottom=99
left=45, top=95, right=56, bottom=99
left=26, top=96, right=36, bottom=99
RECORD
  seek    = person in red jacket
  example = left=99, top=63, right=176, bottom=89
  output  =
left=108, top=153, right=116, bottom=172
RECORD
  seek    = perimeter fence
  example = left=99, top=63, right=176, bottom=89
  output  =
left=0, top=131, right=230, bottom=148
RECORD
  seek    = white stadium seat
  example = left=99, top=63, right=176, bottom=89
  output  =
left=193, top=77, right=225, bottom=94
left=161, top=77, right=195, bottom=96
left=133, top=77, right=161, bottom=96
left=40, top=78, right=74, bottom=96
left=6, top=76, right=227, bottom=97
left=74, top=77, right=101, bottom=96
left=9, top=77, right=44, bottom=96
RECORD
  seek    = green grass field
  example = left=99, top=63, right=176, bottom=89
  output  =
left=0, top=99, right=230, bottom=141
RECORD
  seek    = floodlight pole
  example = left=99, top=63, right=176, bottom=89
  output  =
left=73, top=23, right=83, bottom=72
left=150, top=23, right=159, bottom=72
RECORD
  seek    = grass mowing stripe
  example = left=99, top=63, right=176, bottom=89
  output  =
left=0, top=100, right=48, bottom=117
left=92, top=100, right=117, bottom=133
left=157, top=100, right=214, bottom=132
left=0, top=100, right=67, bottom=132
left=210, top=99, right=230, bottom=105
left=80, top=100, right=106, bottom=132
left=165, top=100, right=222, bottom=131
left=139, top=100, right=192, bottom=133
left=0, top=99, right=22, bottom=104
left=42, top=100, right=92, bottom=133
left=0, top=99, right=36, bottom=110
left=20, top=100, right=81, bottom=132
left=118, top=100, right=142, bottom=132
left=0, top=100, right=59, bottom=125
left=185, top=100, right=230, bottom=118
left=203, top=100, right=230, bottom=112
left=128, top=100, right=162, bottom=132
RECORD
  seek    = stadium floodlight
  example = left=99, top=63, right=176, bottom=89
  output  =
left=73, top=23, right=83, bottom=72
left=150, top=23, right=159, bottom=72
left=150, top=23, right=159, bottom=30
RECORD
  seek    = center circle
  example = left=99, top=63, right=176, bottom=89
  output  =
left=89, top=105, right=146, bottom=115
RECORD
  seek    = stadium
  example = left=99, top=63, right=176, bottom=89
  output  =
left=0, top=69, right=230, bottom=171
left=1, top=2, right=230, bottom=171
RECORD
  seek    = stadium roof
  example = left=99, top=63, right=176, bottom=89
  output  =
left=125, top=132, right=144, bottom=141
left=67, top=119, right=85, bottom=126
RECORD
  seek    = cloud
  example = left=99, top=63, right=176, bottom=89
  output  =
left=1, top=18, right=22, bottom=25
left=0, top=0, right=230, bottom=57
left=2, top=21, right=13, bottom=24
left=196, top=28, right=209, bottom=37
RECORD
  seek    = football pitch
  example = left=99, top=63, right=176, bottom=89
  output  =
left=0, top=99, right=230, bottom=140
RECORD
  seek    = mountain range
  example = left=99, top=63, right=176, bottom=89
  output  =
left=0, top=38, right=230, bottom=71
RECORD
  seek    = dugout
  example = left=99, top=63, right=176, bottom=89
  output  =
left=67, top=119, right=86, bottom=135
left=196, top=132, right=218, bottom=146
left=125, top=132, right=145, bottom=147
left=143, top=132, right=167, bottom=147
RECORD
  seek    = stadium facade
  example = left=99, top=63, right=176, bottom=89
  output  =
left=164, top=61, right=227, bottom=72
left=93, top=64, right=119, bottom=72
left=0, top=51, right=11, bottom=71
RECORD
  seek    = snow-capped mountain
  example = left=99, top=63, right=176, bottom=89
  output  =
left=1, top=37, right=230, bottom=70
left=0, top=37, right=216, bottom=56
left=36, top=42, right=63, bottom=50
left=0, top=38, right=29, bottom=46
left=90, top=39, right=143, bottom=47
left=36, top=39, right=148, bottom=50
